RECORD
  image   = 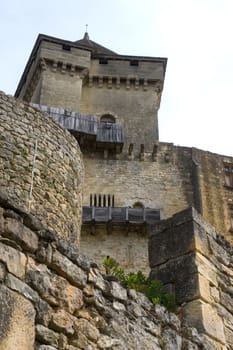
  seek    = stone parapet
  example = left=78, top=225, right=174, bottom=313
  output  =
left=149, top=207, right=233, bottom=348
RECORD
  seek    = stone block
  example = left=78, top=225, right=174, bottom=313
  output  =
left=195, top=252, right=218, bottom=286
left=220, top=291, right=233, bottom=314
left=161, top=328, right=182, bottom=350
left=50, top=309, right=74, bottom=335
left=109, top=281, right=127, bottom=301
left=182, top=300, right=225, bottom=344
left=225, top=327, right=233, bottom=345
left=27, top=268, right=83, bottom=314
left=208, top=236, right=230, bottom=266
left=36, top=325, right=59, bottom=347
left=149, top=219, right=209, bottom=268
left=0, top=285, right=35, bottom=350
left=150, top=253, right=197, bottom=283
left=4, top=217, right=39, bottom=252
left=57, top=239, right=90, bottom=271
left=6, top=273, right=39, bottom=303
left=51, top=249, right=87, bottom=288
left=74, top=318, right=100, bottom=342
left=0, top=262, right=6, bottom=282
left=0, top=241, right=26, bottom=278
left=38, top=346, right=58, bottom=350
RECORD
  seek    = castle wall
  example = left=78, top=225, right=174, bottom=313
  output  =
left=0, top=92, right=83, bottom=244
left=80, top=144, right=195, bottom=273
left=81, top=225, right=151, bottom=275
left=192, top=148, right=233, bottom=243
left=40, top=69, right=83, bottom=111
left=82, top=144, right=194, bottom=214
left=149, top=207, right=233, bottom=349
left=80, top=83, right=159, bottom=148
left=0, top=192, right=216, bottom=350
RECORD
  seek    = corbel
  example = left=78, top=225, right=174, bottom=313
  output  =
left=143, top=79, right=148, bottom=91
left=61, top=62, right=66, bottom=74
left=116, top=76, right=120, bottom=89
left=52, top=61, right=58, bottom=72
left=108, top=77, right=112, bottom=89
left=98, top=76, right=103, bottom=88
left=140, top=144, right=145, bottom=161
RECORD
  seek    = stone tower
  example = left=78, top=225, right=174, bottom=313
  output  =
left=15, top=32, right=167, bottom=150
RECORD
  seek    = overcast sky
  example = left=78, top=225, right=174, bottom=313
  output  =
left=0, top=0, right=232, bottom=156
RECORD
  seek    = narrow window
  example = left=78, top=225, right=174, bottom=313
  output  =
left=62, top=44, right=71, bottom=51
left=224, top=164, right=233, bottom=188
left=230, top=206, right=233, bottom=231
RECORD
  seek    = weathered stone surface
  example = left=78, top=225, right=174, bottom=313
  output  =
left=149, top=216, right=209, bottom=268
left=50, top=309, right=74, bottom=335
left=161, top=328, right=182, bottom=350
left=0, top=241, right=26, bottom=278
left=0, top=194, right=232, bottom=349
left=27, top=267, right=84, bottom=313
left=109, top=281, right=127, bottom=301
left=220, top=291, right=233, bottom=313
left=0, top=262, right=6, bottom=282
left=36, top=325, right=59, bottom=347
left=38, top=346, right=58, bottom=350
left=6, top=273, right=39, bottom=303
left=0, top=285, right=35, bottom=350
left=4, top=217, right=39, bottom=252
left=0, top=92, right=84, bottom=244
left=57, top=239, right=90, bottom=271
left=74, top=318, right=100, bottom=342
left=97, top=335, right=121, bottom=349
left=51, top=249, right=86, bottom=288
left=183, top=300, right=225, bottom=344
left=35, top=298, right=53, bottom=327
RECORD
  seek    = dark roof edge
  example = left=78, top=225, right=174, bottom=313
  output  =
left=15, top=34, right=168, bottom=97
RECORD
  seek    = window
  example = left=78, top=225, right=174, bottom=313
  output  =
left=100, top=114, right=115, bottom=124
left=62, top=44, right=71, bottom=51
left=133, top=201, right=144, bottom=209
left=224, top=164, right=233, bottom=188
left=90, top=194, right=114, bottom=207
left=99, top=58, right=108, bottom=64
left=130, top=60, right=139, bottom=66
left=230, top=206, right=233, bottom=232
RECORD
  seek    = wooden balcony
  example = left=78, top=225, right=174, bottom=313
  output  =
left=82, top=206, right=161, bottom=224
left=32, top=104, right=124, bottom=152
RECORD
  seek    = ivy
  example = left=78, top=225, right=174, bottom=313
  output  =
left=103, top=256, right=176, bottom=312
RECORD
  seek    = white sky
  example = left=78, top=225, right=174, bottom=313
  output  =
left=0, top=0, right=232, bottom=156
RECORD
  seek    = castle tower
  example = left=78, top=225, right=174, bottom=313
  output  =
left=15, top=32, right=167, bottom=150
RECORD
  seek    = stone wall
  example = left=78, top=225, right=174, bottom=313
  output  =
left=81, top=145, right=195, bottom=273
left=81, top=146, right=233, bottom=272
left=149, top=207, right=233, bottom=349
left=0, top=193, right=215, bottom=350
left=192, top=148, right=233, bottom=243
left=0, top=92, right=83, bottom=244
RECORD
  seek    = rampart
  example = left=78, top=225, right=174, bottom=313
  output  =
left=149, top=207, right=233, bottom=348
left=0, top=92, right=83, bottom=244
left=0, top=192, right=220, bottom=350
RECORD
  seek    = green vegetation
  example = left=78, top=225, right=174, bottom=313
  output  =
left=103, top=256, right=176, bottom=312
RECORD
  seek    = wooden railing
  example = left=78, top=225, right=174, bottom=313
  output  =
left=82, top=207, right=160, bottom=224
left=32, top=104, right=124, bottom=145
